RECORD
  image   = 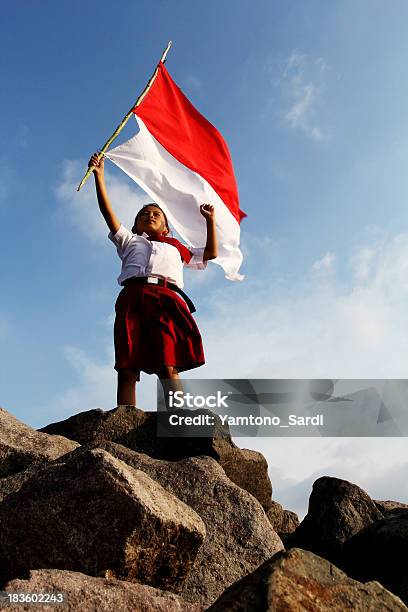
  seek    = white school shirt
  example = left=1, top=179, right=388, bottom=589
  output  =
left=108, top=224, right=207, bottom=289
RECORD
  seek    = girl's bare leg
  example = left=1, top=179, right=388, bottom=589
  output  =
left=117, top=368, right=139, bottom=406
left=158, top=366, right=184, bottom=410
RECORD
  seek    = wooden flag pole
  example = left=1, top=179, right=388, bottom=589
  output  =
left=77, top=40, right=172, bottom=192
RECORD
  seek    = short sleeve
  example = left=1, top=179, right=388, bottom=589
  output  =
left=184, top=246, right=208, bottom=270
left=108, top=224, right=133, bottom=252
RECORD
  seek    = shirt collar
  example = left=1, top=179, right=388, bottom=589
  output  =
left=140, top=231, right=169, bottom=243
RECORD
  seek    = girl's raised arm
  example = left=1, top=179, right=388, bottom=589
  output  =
left=89, top=153, right=121, bottom=235
left=200, top=203, right=218, bottom=261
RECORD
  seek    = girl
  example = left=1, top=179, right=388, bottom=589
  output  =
left=89, top=152, right=218, bottom=408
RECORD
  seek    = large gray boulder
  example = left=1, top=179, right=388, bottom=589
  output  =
left=39, top=405, right=273, bottom=510
left=61, top=441, right=283, bottom=607
left=0, top=448, right=205, bottom=592
left=0, top=407, right=79, bottom=478
left=2, top=569, right=203, bottom=612
left=341, top=509, right=408, bottom=605
left=287, top=476, right=383, bottom=562
left=207, top=547, right=408, bottom=611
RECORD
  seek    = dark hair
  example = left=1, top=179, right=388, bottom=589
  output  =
left=132, top=203, right=170, bottom=235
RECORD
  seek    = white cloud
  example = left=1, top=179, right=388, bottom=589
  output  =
left=280, top=50, right=328, bottom=141
left=57, top=345, right=117, bottom=414
left=50, top=343, right=158, bottom=421
left=237, top=436, right=408, bottom=519
left=55, top=159, right=151, bottom=240
left=350, top=246, right=376, bottom=282
left=312, top=251, right=337, bottom=276
left=197, top=232, right=408, bottom=378
left=286, top=83, right=314, bottom=127
left=241, top=231, right=282, bottom=262
left=184, top=263, right=218, bottom=288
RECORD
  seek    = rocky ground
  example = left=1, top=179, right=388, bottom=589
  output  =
left=0, top=405, right=407, bottom=611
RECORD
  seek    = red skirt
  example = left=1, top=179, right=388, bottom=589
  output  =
left=114, top=283, right=205, bottom=378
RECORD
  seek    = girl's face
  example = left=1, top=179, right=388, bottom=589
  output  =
left=134, top=205, right=169, bottom=237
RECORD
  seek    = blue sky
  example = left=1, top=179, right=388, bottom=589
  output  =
left=2, top=1, right=408, bottom=516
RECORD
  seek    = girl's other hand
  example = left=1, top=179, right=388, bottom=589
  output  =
left=200, top=203, right=215, bottom=221
left=88, top=152, right=105, bottom=177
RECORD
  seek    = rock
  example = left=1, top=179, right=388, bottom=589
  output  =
left=0, top=454, right=71, bottom=504
left=0, top=448, right=205, bottom=592
left=39, top=406, right=273, bottom=510
left=0, top=407, right=79, bottom=478
left=286, top=476, right=383, bottom=563
left=266, top=500, right=299, bottom=538
left=38, top=407, right=131, bottom=445
left=61, top=441, right=283, bottom=607
left=341, top=509, right=408, bottom=605
left=38, top=406, right=227, bottom=453
left=375, top=499, right=408, bottom=514
left=266, top=500, right=284, bottom=528
left=0, top=462, right=48, bottom=503
left=214, top=445, right=272, bottom=510
left=207, top=547, right=408, bottom=611
left=2, top=569, right=203, bottom=612
left=280, top=509, right=300, bottom=536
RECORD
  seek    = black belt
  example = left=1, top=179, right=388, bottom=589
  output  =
left=122, top=276, right=196, bottom=313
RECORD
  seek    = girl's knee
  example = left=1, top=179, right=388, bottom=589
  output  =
left=158, top=365, right=179, bottom=379
left=118, top=368, right=139, bottom=383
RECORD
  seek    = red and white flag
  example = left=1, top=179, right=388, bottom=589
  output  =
left=105, top=62, right=246, bottom=281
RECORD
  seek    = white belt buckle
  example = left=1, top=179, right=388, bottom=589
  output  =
left=147, top=276, right=159, bottom=284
